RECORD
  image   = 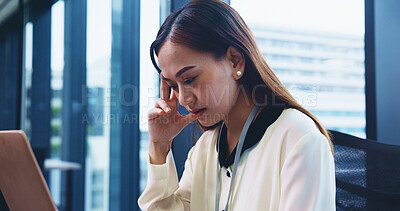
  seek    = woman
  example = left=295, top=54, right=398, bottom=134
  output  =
left=138, top=0, right=335, bottom=210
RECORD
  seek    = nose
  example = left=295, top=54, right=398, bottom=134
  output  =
left=178, top=86, right=195, bottom=107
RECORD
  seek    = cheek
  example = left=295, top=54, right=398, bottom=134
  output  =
left=195, top=63, right=238, bottom=110
left=201, top=80, right=238, bottom=111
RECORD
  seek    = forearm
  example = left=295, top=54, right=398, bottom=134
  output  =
left=138, top=150, right=192, bottom=211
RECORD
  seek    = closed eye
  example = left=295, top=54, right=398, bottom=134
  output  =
left=184, top=76, right=197, bottom=84
left=168, top=76, right=197, bottom=91
left=168, top=84, right=178, bottom=90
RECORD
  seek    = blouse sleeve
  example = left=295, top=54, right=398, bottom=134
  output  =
left=278, top=131, right=336, bottom=211
left=137, top=147, right=195, bottom=211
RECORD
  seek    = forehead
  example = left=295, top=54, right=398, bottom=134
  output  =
left=157, top=41, right=211, bottom=77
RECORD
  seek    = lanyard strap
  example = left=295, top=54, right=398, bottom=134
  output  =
left=215, top=105, right=260, bottom=211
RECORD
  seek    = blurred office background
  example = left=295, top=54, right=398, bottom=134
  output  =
left=0, top=0, right=399, bottom=210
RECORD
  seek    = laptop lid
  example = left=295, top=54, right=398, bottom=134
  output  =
left=0, top=130, right=57, bottom=211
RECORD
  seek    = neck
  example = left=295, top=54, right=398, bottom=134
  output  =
left=223, top=91, right=259, bottom=156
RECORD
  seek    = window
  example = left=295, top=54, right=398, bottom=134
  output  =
left=231, top=0, right=366, bottom=138
left=85, top=0, right=112, bottom=210
left=22, top=21, right=33, bottom=139
left=139, top=0, right=160, bottom=193
left=49, top=0, right=65, bottom=206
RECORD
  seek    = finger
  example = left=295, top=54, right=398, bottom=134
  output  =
left=156, top=99, right=171, bottom=113
left=169, top=89, right=179, bottom=106
left=160, top=73, right=169, bottom=100
left=148, top=108, right=164, bottom=120
left=169, top=88, right=176, bottom=100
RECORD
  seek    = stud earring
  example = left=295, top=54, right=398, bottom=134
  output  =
left=236, top=71, right=242, bottom=77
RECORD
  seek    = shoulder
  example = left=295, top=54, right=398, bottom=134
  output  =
left=273, top=108, right=321, bottom=139
left=197, top=126, right=219, bottom=147
left=269, top=108, right=329, bottom=156
left=186, top=126, right=219, bottom=159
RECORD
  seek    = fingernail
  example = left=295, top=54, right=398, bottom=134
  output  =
left=166, top=108, right=171, bottom=112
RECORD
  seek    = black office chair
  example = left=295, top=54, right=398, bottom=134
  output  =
left=330, top=130, right=400, bottom=210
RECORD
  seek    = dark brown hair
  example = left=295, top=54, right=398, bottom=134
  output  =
left=150, top=0, right=333, bottom=153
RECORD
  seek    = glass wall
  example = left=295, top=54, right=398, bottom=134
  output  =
left=22, top=21, right=32, bottom=138
left=231, top=0, right=366, bottom=138
left=139, top=0, right=160, bottom=193
left=49, top=0, right=64, bottom=206
left=86, top=0, right=112, bottom=210
left=22, top=1, right=66, bottom=208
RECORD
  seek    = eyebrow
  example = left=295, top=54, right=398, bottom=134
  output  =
left=162, top=66, right=196, bottom=82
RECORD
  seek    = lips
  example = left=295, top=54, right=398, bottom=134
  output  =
left=189, top=108, right=206, bottom=117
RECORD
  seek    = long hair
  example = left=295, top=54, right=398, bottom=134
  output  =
left=150, top=0, right=333, bottom=154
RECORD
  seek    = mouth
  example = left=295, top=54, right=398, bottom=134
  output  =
left=189, top=108, right=206, bottom=117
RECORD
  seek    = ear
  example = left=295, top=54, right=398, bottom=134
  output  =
left=226, top=46, right=245, bottom=80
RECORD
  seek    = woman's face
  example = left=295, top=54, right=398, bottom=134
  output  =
left=157, top=41, right=242, bottom=127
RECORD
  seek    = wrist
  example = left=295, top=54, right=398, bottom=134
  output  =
left=148, top=141, right=171, bottom=165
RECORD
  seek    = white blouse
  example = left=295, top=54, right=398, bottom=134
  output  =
left=138, top=108, right=336, bottom=211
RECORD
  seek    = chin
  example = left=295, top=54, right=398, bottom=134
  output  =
left=197, top=115, right=223, bottom=129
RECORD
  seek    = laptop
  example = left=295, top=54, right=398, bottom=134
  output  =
left=0, top=130, right=57, bottom=211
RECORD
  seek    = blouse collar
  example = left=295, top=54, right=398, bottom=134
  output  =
left=216, top=105, right=285, bottom=168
